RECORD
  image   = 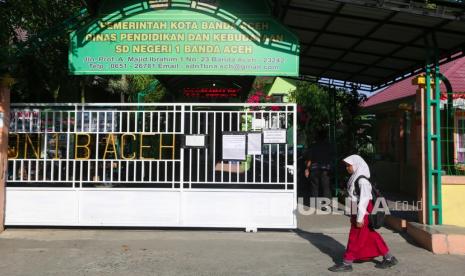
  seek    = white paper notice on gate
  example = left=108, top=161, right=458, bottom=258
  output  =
left=247, top=132, right=262, bottom=155
left=252, top=118, right=266, bottom=129
left=222, top=133, right=246, bottom=161
left=263, top=129, right=287, bottom=144
left=185, top=135, right=206, bottom=148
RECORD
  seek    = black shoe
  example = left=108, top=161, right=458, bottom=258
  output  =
left=375, top=256, right=398, bottom=269
left=328, top=263, right=353, bottom=272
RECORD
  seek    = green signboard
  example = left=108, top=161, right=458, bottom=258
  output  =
left=69, top=0, right=300, bottom=76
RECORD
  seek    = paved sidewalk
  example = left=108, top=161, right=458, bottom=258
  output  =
left=0, top=208, right=464, bottom=276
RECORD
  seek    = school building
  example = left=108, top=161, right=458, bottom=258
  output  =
left=363, top=57, right=465, bottom=227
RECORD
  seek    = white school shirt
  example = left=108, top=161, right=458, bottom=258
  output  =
left=348, top=177, right=373, bottom=223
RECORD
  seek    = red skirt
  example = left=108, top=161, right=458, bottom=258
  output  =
left=343, top=201, right=389, bottom=261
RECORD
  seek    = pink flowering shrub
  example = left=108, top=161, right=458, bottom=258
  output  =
left=246, top=91, right=281, bottom=111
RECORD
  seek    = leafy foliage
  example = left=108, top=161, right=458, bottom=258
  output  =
left=288, top=82, right=330, bottom=142
left=0, top=1, right=168, bottom=103
left=0, top=0, right=84, bottom=101
left=288, top=81, right=372, bottom=158
left=107, top=75, right=167, bottom=103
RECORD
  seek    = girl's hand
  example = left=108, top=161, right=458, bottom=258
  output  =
left=356, top=221, right=364, bottom=228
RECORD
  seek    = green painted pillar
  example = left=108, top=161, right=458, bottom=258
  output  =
left=425, top=55, right=443, bottom=225
left=434, top=58, right=443, bottom=225
left=425, top=62, right=433, bottom=225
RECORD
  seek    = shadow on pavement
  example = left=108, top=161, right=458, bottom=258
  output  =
left=293, top=228, right=346, bottom=263
left=394, top=229, right=421, bottom=248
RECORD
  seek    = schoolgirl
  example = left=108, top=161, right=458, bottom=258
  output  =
left=329, top=154, right=398, bottom=272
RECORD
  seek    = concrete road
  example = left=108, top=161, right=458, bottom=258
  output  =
left=0, top=211, right=464, bottom=276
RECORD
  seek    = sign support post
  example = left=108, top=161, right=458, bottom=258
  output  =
left=0, top=75, right=12, bottom=232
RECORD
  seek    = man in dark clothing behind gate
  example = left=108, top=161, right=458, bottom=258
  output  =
left=304, top=129, right=334, bottom=200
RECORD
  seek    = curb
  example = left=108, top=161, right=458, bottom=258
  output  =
left=384, top=215, right=407, bottom=232
left=384, top=216, right=465, bottom=255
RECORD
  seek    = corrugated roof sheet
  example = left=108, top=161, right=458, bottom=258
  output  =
left=277, top=0, right=465, bottom=90
left=363, top=56, right=465, bottom=107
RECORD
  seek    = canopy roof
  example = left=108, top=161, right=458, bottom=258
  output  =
left=272, top=0, right=465, bottom=91
left=81, top=0, right=465, bottom=92
left=363, top=56, right=465, bottom=110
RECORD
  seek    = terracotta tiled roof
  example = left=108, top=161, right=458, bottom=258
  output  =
left=363, top=57, right=465, bottom=108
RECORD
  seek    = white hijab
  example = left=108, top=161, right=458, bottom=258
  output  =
left=343, top=154, right=370, bottom=192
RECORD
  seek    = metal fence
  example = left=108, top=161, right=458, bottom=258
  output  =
left=7, top=103, right=297, bottom=189
left=441, top=91, right=465, bottom=175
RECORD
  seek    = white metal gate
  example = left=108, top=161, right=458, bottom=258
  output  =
left=5, top=103, right=297, bottom=229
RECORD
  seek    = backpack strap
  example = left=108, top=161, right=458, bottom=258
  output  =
left=353, top=175, right=373, bottom=202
